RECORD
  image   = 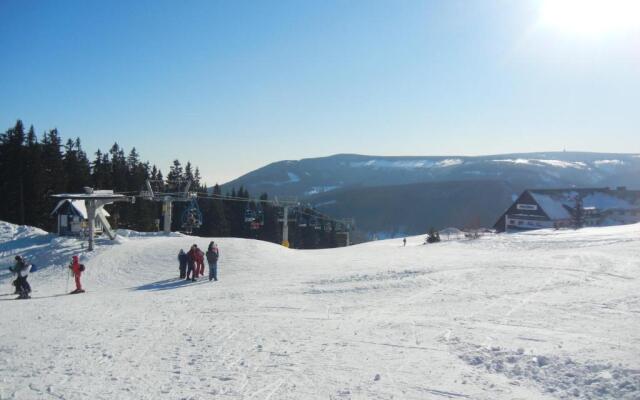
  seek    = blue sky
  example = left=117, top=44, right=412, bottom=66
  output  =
left=1, top=0, right=639, bottom=184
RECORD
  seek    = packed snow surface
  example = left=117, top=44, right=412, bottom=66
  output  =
left=1, top=221, right=639, bottom=399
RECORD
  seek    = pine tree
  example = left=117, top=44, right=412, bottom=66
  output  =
left=573, top=196, right=584, bottom=229
left=23, top=125, right=45, bottom=226
left=184, top=162, right=194, bottom=183
left=194, top=167, right=202, bottom=189
left=63, top=138, right=91, bottom=192
left=0, top=120, right=26, bottom=224
left=167, top=159, right=184, bottom=182
left=40, top=129, right=65, bottom=228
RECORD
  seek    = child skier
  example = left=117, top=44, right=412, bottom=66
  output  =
left=178, top=249, right=188, bottom=279
left=11, top=256, right=32, bottom=299
left=69, top=255, right=85, bottom=294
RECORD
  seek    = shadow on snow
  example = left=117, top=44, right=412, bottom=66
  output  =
left=134, top=277, right=210, bottom=292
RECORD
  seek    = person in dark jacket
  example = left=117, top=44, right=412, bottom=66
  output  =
left=178, top=249, right=188, bottom=279
left=186, top=245, right=198, bottom=281
left=206, top=241, right=219, bottom=281
left=11, top=256, right=31, bottom=299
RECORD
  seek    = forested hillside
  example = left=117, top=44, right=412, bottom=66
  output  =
left=0, top=120, right=341, bottom=248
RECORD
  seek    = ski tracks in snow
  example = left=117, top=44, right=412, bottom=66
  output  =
left=1, top=222, right=640, bottom=399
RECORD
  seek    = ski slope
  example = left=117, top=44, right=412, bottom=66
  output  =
left=1, top=221, right=639, bottom=399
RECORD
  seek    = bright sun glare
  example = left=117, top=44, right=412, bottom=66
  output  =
left=539, top=0, right=640, bottom=37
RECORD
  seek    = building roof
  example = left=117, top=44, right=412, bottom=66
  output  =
left=528, top=188, right=640, bottom=220
left=51, top=193, right=125, bottom=200
left=51, top=200, right=110, bottom=219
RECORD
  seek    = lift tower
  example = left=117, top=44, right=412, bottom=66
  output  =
left=141, top=179, right=200, bottom=234
left=274, top=197, right=298, bottom=247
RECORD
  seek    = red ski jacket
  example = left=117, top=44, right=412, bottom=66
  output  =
left=70, top=256, right=82, bottom=275
left=195, top=248, right=204, bottom=263
left=187, top=248, right=198, bottom=263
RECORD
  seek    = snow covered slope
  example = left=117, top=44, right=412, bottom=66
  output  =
left=1, top=221, right=639, bottom=399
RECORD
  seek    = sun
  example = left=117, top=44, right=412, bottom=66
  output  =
left=538, top=0, right=640, bottom=37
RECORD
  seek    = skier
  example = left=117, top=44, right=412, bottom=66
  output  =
left=68, top=255, right=85, bottom=294
left=178, top=249, right=188, bottom=279
left=11, top=256, right=31, bottom=299
left=186, top=245, right=198, bottom=281
left=195, top=245, right=205, bottom=277
left=403, top=238, right=407, bottom=247
left=206, top=241, right=219, bottom=281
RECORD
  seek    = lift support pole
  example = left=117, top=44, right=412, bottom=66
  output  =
left=85, top=196, right=134, bottom=251
left=282, top=206, right=289, bottom=248
left=163, top=197, right=172, bottom=234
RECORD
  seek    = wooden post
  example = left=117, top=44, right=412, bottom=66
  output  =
left=87, top=200, right=96, bottom=251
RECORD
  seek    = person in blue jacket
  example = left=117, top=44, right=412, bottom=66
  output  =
left=178, top=249, right=188, bottom=279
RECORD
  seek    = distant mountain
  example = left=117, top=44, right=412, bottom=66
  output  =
left=221, top=152, right=640, bottom=236
left=307, top=180, right=518, bottom=238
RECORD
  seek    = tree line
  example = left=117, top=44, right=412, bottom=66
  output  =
left=0, top=120, right=343, bottom=248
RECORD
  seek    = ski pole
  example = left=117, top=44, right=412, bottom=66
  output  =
left=66, top=266, right=70, bottom=293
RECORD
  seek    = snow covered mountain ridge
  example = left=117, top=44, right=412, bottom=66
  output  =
left=222, top=152, right=640, bottom=199
left=1, top=220, right=639, bottom=399
left=220, top=152, right=640, bottom=236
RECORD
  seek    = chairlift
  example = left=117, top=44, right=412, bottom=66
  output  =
left=181, top=198, right=203, bottom=233
left=244, top=209, right=256, bottom=223
left=297, top=213, right=308, bottom=228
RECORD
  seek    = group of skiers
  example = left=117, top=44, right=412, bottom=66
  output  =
left=178, top=241, right=219, bottom=282
left=9, top=242, right=219, bottom=300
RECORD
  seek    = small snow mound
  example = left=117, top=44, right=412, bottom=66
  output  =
left=454, top=342, right=640, bottom=399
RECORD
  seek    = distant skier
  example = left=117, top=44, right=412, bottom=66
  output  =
left=11, top=256, right=31, bottom=299
left=206, top=241, right=219, bottom=281
left=186, top=245, right=198, bottom=281
left=195, top=245, right=205, bottom=278
left=69, top=255, right=85, bottom=294
left=403, top=238, right=407, bottom=247
left=178, top=249, right=188, bottom=279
